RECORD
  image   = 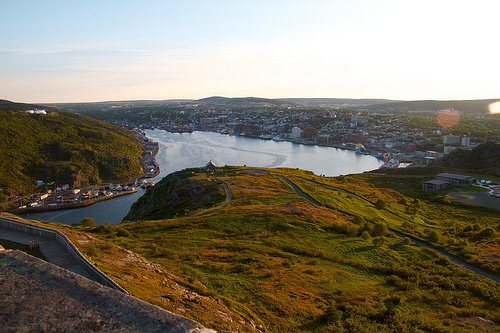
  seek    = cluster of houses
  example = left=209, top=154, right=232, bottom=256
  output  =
left=23, top=184, right=134, bottom=209
left=25, top=109, right=47, bottom=115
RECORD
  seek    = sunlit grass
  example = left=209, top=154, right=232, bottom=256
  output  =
left=26, top=167, right=500, bottom=332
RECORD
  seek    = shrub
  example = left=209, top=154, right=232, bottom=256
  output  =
left=86, top=244, right=99, bottom=257
left=353, top=215, right=365, bottom=224
left=375, top=199, right=387, bottom=209
left=479, top=227, right=495, bottom=238
left=116, top=228, right=130, bottom=237
left=402, top=237, right=412, bottom=245
left=427, top=231, right=440, bottom=243
left=401, top=221, right=412, bottom=229
left=372, top=236, right=385, bottom=247
left=361, top=231, right=371, bottom=241
left=93, top=224, right=113, bottom=234
left=372, top=222, right=388, bottom=237
left=463, top=225, right=473, bottom=232
left=321, top=302, right=342, bottom=324
left=76, top=217, right=95, bottom=228
left=398, top=197, right=408, bottom=206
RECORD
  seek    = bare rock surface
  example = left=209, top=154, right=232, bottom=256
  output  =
left=0, top=249, right=215, bottom=333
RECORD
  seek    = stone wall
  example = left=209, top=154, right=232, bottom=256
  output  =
left=0, top=216, right=128, bottom=293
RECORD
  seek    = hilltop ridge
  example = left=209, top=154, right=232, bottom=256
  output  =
left=429, top=142, right=500, bottom=175
left=42, top=96, right=499, bottom=113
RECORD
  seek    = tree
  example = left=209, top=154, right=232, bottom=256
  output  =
left=427, top=230, right=440, bottom=243
left=375, top=199, right=387, bottom=209
left=78, top=217, right=95, bottom=227
left=372, top=222, right=388, bottom=237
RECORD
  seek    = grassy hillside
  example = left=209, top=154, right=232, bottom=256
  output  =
left=41, top=167, right=500, bottom=332
left=0, top=101, right=143, bottom=201
left=429, top=142, right=500, bottom=176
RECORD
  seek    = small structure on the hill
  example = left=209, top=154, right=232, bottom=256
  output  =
left=422, top=173, right=476, bottom=192
left=204, top=160, right=217, bottom=172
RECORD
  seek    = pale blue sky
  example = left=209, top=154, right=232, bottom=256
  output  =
left=1, top=0, right=499, bottom=103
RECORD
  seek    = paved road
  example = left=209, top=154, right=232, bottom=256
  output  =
left=274, top=175, right=323, bottom=206
left=449, top=191, right=499, bottom=210
left=243, top=169, right=500, bottom=284
left=0, top=226, right=94, bottom=281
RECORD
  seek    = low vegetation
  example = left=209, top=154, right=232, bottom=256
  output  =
left=47, top=166, right=500, bottom=332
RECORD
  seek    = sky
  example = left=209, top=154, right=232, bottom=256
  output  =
left=1, top=0, right=499, bottom=103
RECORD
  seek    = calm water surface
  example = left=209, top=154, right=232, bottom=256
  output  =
left=27, top=130, right=384, bottom=224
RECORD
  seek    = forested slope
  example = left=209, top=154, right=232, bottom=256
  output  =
left=0, top=101, right=143, bottom=201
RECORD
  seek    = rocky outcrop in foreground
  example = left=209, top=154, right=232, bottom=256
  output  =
left=0, top=249, right=215, bottom=333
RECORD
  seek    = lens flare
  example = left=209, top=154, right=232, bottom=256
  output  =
left=437, top=108, right=460, bottom=128
left=489, top=101, right=500, bottom=114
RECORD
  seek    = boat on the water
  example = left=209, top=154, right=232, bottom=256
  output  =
left=272, top=135, right=285, bottom=141
left=355, top=143, right=370, bottom=155
left=380, top=153, right=400, bottom=168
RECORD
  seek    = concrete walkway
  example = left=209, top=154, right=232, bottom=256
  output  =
left=0, top=226, right=94, bottom=281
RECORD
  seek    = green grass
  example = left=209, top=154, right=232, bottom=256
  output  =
left=61, top=167, right=500, bottom=332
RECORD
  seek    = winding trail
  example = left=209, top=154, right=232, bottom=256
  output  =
left=274, top=175, right=323, bottom=206
left=243, top=168, right=500, bottom=284
left=188, top=179, right=232, bottom=217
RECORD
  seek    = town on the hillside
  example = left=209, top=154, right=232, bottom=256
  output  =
left=99, top=99, right=499, bottom=168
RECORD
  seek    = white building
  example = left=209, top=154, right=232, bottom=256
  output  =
left=461, top=136, right=470, bottom=147
left=291, top=127, right=302, bottom=138
left=443, top=134, right=461, bottom=146
left=25, top=109, right=47, bottom=115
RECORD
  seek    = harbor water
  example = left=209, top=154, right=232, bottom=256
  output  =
left=26, top=130, right=384, bottom=224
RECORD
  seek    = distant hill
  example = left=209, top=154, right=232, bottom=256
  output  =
left=281, top=98, right=399, bottom=107
left=197, top=96, right=399, bottom=108
left=197, top=96, right=295, bottom=107
left=364, top=99, right=500, bottom=113
left=429, top=142, right=500, bottom=175
left=0, top=99, right=48, bottom=111
left=0, top=101, right=143, bottom=201
left=40, top=97, right=500, bottom=112
left=43, top=99, right=194, bottom=114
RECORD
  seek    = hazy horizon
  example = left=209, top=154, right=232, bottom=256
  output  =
left=2, top=1, right=499, bottom=104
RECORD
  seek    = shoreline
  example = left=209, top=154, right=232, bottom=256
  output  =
left=13, top=190, right=138, bottom=215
